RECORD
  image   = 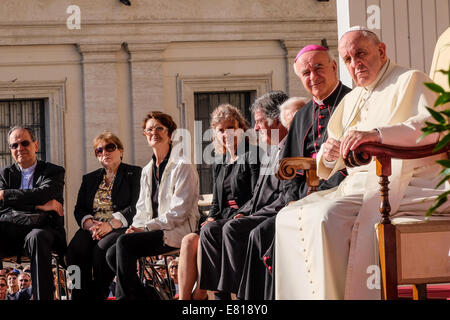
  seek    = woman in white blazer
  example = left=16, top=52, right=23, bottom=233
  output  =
left=106, top=111, right=200, bottom=300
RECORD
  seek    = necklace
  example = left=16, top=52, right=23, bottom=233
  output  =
left=104, top=173, right=116, bottom=190
left=312, top=83, right=343, bottom=154
left=339, top=60, right=391, bottom=139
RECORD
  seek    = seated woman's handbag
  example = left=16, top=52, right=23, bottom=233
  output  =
left=0, top=208, right=50, bottom=228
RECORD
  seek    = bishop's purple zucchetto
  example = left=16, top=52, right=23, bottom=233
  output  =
left=294, top=44, right=329, bottom=63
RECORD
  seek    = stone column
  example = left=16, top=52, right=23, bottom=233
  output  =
left=77, top=43, right=122, bottom=172
left=125, top=42, right=169, bottom=167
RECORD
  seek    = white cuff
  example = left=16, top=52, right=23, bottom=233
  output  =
left=81, top=215, right=94, bottom=230
left=375, top=128, right=383, bottom=144
left=322, top=157, right=337, bottom=169
left=112, top=211, right=128, bottom=228
left=145, top=219, right=161, bottom=232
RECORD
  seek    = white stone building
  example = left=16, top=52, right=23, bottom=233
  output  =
left=0, top=0, right=448, bottom=240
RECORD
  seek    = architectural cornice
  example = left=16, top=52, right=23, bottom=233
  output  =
left=0, top=18, right=338, bottom=46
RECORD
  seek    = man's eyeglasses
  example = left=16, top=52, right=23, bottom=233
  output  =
left=9, top=140, right=31, bottom=150
left=169, top=265, right=178, bottom=269
left=19, top=279, right=29, bottom=282
left=143, top=126, right=166, bottom=136
left=95, top=143, right=117, bottom=156
left=0, top=283, right=7, bottom=287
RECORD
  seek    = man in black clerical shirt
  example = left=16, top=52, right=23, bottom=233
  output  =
left=0, top=125, right=66, bottom=300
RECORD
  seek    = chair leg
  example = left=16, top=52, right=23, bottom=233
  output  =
left=139, top=258, right=145, bottom=283
left=163, top=255, right=173, bottom=300
left=55, top=256, right=62, bottom=300
left=378, top=223, right=399, bottom=299
left=412, top=284, right=427, bottom=300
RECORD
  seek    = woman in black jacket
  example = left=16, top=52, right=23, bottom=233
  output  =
left=178, top=104, right=260, bottom=300
left=66, top=131, right=141, bottom=300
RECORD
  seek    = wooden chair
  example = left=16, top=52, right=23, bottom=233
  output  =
left=277, top=143, right=450, bottom=300
left=139, top=249, right=180, bottom=300
left=345, top=142, right=450, bottom=299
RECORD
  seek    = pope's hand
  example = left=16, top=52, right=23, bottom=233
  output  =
left=340, top=129, right=381, bottom=158
left=322, top=138, right=341, bottom=162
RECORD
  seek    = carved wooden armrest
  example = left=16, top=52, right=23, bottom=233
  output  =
left=276, top=157, right=320, bottom=191
left=344, top=142, right=450, bottom=224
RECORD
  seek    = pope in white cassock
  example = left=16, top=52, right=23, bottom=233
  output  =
left=274, top=26, right=450, bottom=300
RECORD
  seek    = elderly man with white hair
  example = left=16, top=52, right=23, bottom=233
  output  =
left=274, top=26, right=449, bottom=300
left=279, top=97, right=309, bottom=129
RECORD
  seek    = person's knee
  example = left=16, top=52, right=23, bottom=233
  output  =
left=115, top=233, right=131, bottom=249
left=105, top=245, right=116, bottom=269
left=222, top=219, right=241, bottom=239
left=199, top=222, right=216, bottom=239
left=181, top=233, right=199, bottom=251
left=248, top=227, right=260, bottom=245
left=24, top=229, right=52, bottom=247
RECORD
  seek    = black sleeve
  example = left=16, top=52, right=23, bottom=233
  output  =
left=73, top=175, right=91, bottom=227
left=318, top=169, right=347, bottom=191
left=251, top=191, right=286, bottom=217
left=282, top=174, right=308, bottom=204
left=118, top=166, right=142, bottom=226
left=2, top=165, right=65, bottom=209
left=208, top=164, right=221, bottom=220
left=237, top=198, right=253, bottom=216
left=248, top=144, right=261, bottom=191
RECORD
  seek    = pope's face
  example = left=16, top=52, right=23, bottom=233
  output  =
left=294, top=51, right=338, bottom=100
left=338, top=31, right=387, bottom=87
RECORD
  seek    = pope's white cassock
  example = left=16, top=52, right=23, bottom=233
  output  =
left=274, top=60, right=450, bottom=300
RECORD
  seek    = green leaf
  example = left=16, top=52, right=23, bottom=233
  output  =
left=426, top=190, right=450, bottom=217
left=434, top=134, right=450, bottom=151
left=425, top=82, right=445, bottom=93
left=441, top=109, right=450, bottom=117
left=436, top=172, right=450, bottom=188
left=436, top=159, right=450, bottom=167
left=434, top=93, right=450, bottom=107
left=426, top=107, right=446, bottom=123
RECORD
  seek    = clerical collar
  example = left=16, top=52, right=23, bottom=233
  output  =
left=365, top=59, right=390, bottom=91
left=19, top=161, right=37, bottom=190
left=312, top=81, right=341, bottom=105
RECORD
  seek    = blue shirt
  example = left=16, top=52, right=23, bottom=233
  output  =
left=20, top=161, right=37, bottom=190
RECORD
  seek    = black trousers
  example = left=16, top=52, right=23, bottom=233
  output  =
left=199, top=215, right=270, bottom=294
left=0, top=222, right=66, bottom=300
left=105, top=230, right=176, bottom=300
left=237, top=215, right=276, bottom=300
left=66, top=228, right=125, bottom=300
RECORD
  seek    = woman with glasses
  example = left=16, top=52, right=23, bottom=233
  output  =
left=66, top=131, right=142, bottom=300
left=106, top=111, right=200, bottom=300
left=178, top=104, right=260, bottom=300
left=168, top=258, right=179, bottom=299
